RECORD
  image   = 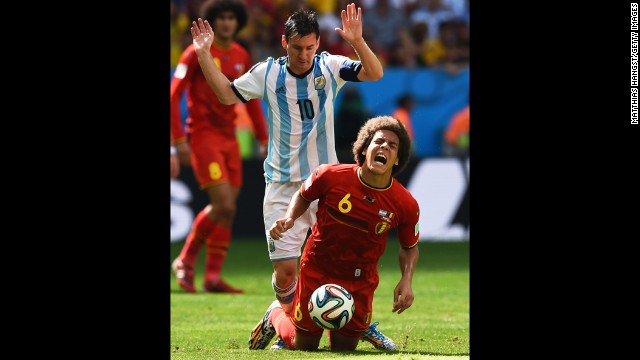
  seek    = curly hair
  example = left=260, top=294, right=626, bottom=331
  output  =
left=284, top=9, right=320, bottom=42
left=352, top=116, right=412, bottom=176
left=200, top=0, right=248, bottom=34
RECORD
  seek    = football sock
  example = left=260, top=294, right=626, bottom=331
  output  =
left=270, top=308, right=296, bottom=349
left=178, top=209, right=217, bottom=268
left=272, top=273, right=297, bottom=309
left=204, top=226, right=231, bottom=284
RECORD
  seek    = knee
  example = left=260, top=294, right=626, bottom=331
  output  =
left=274, top=263, right=297, bottom=282
left=214, top=201, right=237, bottom=218
left=220, top=199, right=237, bottom=216
left=207, top=202, right=236, bottom=224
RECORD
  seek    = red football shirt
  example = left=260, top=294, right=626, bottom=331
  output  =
left=299, top=164, right=420, bottom=280
left=170, top=42, right=267, bottom=143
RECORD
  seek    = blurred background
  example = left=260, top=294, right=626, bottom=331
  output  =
left=170, top=0, right=470, bottom=243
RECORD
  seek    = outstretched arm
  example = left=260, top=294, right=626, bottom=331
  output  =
left=334, top=3, right=383, bottom=82
left=191, top=18, right=241, bottom=105
left=392, top=245, right=419, bottom=314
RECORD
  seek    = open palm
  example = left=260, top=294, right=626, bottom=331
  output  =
left=335, top=3, right=363, bottom=44
left=190, top=18, right=214, bottom=52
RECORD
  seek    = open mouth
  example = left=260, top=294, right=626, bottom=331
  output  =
left=373, top=154, right=387, bottom=165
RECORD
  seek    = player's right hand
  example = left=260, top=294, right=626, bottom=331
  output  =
left=269, top=218, right=294, bottom=240
left=191, top=18, right=214, bottom=52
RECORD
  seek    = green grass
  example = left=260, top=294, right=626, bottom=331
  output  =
left=170, top=239, right=469, bottom=359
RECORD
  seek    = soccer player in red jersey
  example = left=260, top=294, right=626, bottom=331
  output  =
left=249, top=116, right=420, bottom=351
left=170, top=0, right=268, bottom=293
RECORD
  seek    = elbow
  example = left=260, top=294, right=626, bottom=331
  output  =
left=219, top=93, right=239, bottom=105
left=220, top=97, right=235, bottom=106
left=367, top=68, right=383, bottom=81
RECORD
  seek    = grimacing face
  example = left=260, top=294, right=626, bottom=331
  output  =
left=363, top=130, right=400, bottom=176
left=282, top=33, right=319, bottom=75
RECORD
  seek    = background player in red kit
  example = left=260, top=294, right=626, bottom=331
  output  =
left=249, top=116, right=420, bottom=351
left=171, top=0, right=268, bottom=293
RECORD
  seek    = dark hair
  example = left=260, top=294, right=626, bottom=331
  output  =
left=352, top=116, right=412, bottom=176
left=283, top=9, right=320, bottom=42
left=200, top=0, right=248, bottom=34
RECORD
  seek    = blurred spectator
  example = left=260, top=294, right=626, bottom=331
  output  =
left=412, top=21, right=444, bottom=67
left=392, top=94, right=416, bottom=149
left=410, top=0, right=453, bottom=40
left=439, top=19, right=469, bottom=74
left=362, top=0, right=419, bottom=14
left=315, top=1, right=351, bottom=57
left=306, top=0, right=337, bottom=14
left=171, top=0, right=192, bottom=67
left=335, top=86, right=372, bottom=163
left=251, top=20, right=282, bottom=61
left=237, top=0, right=277, bottom=60
left=273, top=0, right=306, bottom=36
left=389, top=28, right=422, bottom=68
left=441, top=0, right=469, bottom=21
left=361, top=0, right=408, bottom=64
left=443, top=104, right=469, bottom=157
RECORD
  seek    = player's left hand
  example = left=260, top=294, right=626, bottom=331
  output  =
left=335, top=3, right=363, bottom=45
left=392, top=282, right=414, bottom=314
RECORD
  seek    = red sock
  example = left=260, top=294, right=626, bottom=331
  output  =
left=204, top=226, right=231, bottom=284
left=178, top=209, right=218, bottom=269
left=270, top=307, right=296, bottom=349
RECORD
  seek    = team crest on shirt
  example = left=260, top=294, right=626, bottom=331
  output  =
left=375, top=209, right=395, bottom=234
left=314, top=75, right=326, bottom=90
left=235, top=63, right=244, bottom=73
left=375, top=221, right=391, bottom=235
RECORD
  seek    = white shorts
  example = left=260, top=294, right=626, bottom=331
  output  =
left=263, top=181, right=318, bottom=261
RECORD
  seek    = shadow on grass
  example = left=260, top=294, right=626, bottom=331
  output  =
left=286, top=348, right=469, bottom=356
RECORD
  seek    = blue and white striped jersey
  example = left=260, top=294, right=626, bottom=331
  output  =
left=231, top=52, right=362, bottom=183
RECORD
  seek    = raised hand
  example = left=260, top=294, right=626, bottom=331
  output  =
left=190, top=18, right=214, bottom=52
left=335, top=3, right=363, bottom=45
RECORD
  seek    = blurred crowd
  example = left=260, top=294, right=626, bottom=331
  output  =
left=171, top=0, right=470, bottom=159
left=171, top=0, right=469, bottom=73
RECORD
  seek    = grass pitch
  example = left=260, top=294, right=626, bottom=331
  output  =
left=170, top=238, right=469, bottom=359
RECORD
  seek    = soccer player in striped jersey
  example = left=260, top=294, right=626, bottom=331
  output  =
left=190, top=3, right=396, bottom=349
left=250, top=116, right=420, bottom=351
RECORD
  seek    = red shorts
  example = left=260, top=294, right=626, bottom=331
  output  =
left=290, top=260, right=379, bottom=338
left=189, top=131, right=242, bottom=189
